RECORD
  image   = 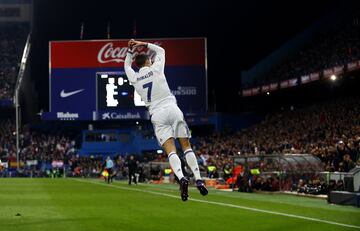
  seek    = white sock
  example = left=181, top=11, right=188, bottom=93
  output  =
left=168, top=152, right=184, bottom=180
left=184, top=149, right=202, bottom=180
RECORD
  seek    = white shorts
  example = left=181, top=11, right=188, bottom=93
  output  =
left=150, top=104, right=191, bottom=146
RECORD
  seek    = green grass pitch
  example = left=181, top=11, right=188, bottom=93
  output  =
left=0, top=178, right=359, bottom=231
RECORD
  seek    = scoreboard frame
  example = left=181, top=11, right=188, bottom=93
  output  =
left=45, top=37, right=208, bottom=121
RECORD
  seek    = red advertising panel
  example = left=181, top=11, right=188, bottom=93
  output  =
left=50, top=38, right=206, bottom=68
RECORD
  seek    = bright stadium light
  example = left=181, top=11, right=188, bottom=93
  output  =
left=330, top=74, right=337, bottom=81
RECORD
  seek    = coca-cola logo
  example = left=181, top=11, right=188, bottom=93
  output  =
left=97, top=42, right=161, bottom=64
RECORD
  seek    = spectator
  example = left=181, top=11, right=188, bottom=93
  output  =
left=342, top=154, right=356, bottom=172
left=223, top=164, right=232, bottom=180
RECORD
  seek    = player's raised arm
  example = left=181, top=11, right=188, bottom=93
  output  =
left=132, top=40, right=165, bottom=73
left=147, top=43, right=165, bottom=72
left=124, top=40, right=136, bottom=82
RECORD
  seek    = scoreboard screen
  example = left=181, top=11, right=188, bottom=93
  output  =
left=97, top=72, right=145, bottom=110
left=44, top=38, right=207, bottom=121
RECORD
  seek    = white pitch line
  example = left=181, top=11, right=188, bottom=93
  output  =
left=74, top=179, right=360, bottom=229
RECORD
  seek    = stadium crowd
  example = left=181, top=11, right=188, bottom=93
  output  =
left=0, top=120, right=141, bottom=179
left=0, top=23, right=28, bottom=100
left=247, top=12, right=360, bottom=88
left=0, top=120, right=77, bottom=176
left=1, top=96, right=358, bottom=187
left=195, top=97, right=360, bottom=175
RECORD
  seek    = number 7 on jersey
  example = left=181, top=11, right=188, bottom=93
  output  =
left=143, top=82, right=153, bottom=102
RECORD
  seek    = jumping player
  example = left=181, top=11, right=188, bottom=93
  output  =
left=124, top=39, right=208, bottom=201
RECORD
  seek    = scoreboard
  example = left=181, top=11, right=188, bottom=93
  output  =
left=96, top=72, right=144, bottom=109
left=43, top=38, right=207, bottom=121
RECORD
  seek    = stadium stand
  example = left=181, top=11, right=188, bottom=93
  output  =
left=0, top=23, right=28, bottom=101
left=0, top=119, right=135, bottom=178
left=1, top=96, right=359, bottom=186
left=245, top=11, right=360, bottom=88
left=195, top=97, right=360, bottom=173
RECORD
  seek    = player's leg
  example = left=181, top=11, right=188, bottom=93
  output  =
left=152, top=109, right=186, bottom=181
left=104, top=168, right=109, bottom=183
left=128, top=170, right=132, bottom=185
left=178, top=138, right=201, bottom=180
left=171, top=105, right=201, bottom=180
left=151, top=109, right=188, bottom=201
left=162, top=138, right=184, bottom=180
left=107, top=169, right=112, bottom=184
left=110, top=170, right=116, bottom=182
left=178, top=138, right=208, bottom=196
left=171, top=103, right=208, bottom=196
left=162, top=138, right=189, bottom=201
left=133, top=172, right=137, bottom=185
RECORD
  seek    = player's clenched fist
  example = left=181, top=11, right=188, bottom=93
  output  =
left=128, top=39, right=135, bottom=49
left=128, top=39, right=147, bottom=49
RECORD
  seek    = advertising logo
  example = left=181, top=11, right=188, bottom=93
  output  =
left=60, top=89, right=85, bottom=98
left=102, top=112, right=111, bottom=120
left=56, top=112, right=79, bottom=120
left=97, top=42, right=161, bottom=64
left=102, top=112, right=141, bottom=120
left=171, top=86, right=197, bottom=96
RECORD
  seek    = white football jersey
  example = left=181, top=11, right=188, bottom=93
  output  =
left=124, top=43, right=176, bottom=115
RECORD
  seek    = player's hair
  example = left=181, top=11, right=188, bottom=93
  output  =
left=135, top=54, right=149, bottom=68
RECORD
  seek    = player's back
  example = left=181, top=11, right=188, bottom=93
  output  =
left=131, top=65, right=176, bottom=114
left=124, top=43, right=177, bottom=115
